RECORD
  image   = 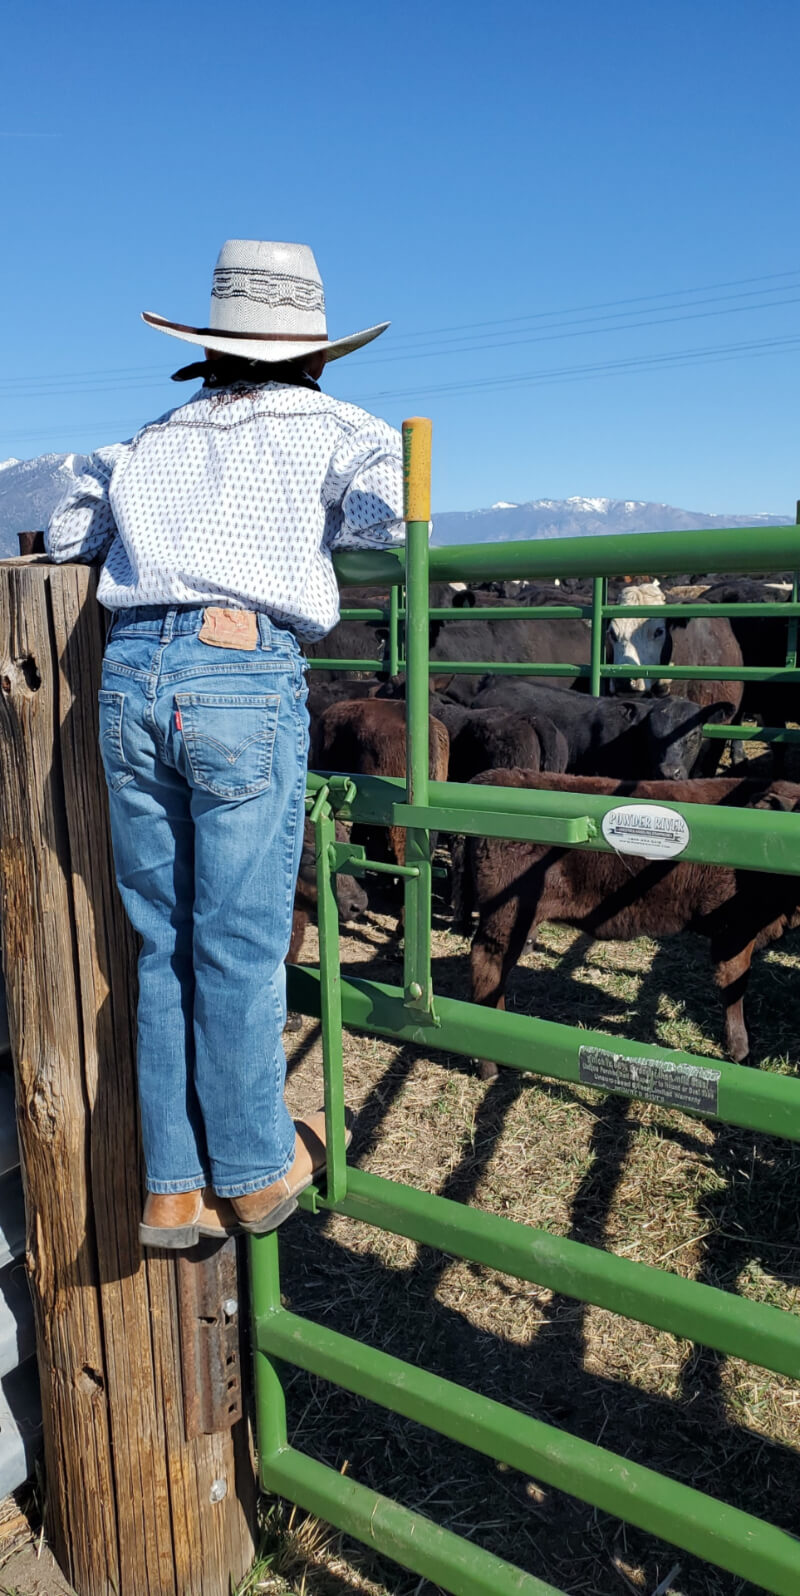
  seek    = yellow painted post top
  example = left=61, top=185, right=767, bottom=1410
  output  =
left=402, top=418, right=432, bottom=523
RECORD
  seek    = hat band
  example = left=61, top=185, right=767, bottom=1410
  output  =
left=165, top=317, right=330, bottom=344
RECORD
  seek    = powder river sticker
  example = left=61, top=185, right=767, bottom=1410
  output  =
left=601, top=803, right=691, bottom=860
left=579, top=1046, right=720, bottom=1115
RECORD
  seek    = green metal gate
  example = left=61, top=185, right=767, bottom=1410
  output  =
left=250, top=420, right=800, bottom=1595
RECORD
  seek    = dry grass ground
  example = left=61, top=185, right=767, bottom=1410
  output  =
left=256, top=807, right=800, bottom=1596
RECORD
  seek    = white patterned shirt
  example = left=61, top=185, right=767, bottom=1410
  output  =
left=45, top=382, right=405, bottom=642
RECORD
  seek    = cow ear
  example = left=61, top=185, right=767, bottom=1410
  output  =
left=619, top=701, right=643, bottom=722
left=706, top=700, right=737, bottom=724
left=430, top=673, right=455, bottom=694
left=452, top=589, right=476, bottom=609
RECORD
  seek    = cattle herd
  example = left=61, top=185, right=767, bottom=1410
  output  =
left=291, top=573, right=800, bottom=1075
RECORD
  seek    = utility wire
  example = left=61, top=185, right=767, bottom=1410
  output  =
left=349, top=331, right=800, bottom=405
left=353, top=290, right=800, bottom=367
left=6, top=283, right=800, bottom=401
left=379, top=266, right=800, bottom=342
left=5, top=330, right=799, bottom=448
left=4, top=265, right=800, bottom=395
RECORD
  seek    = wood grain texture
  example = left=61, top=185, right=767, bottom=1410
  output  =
left=0, top=560, right=256, bottom=1596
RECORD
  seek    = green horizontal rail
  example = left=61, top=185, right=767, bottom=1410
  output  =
left=333, top=524, right=799, bottom=588
left=308, top=770, right=800, bottom=874
left=416, top=601, right=800, bottom=623
left=703, top=724, right=800, bottom=742
left=603, top=602, right=800, bottom=619
left=259, top=1445, right=561, bottom=1596
left=257, top=1304, right=800, bottom=1595
left=307, top=657, right=385, bottom=672
left=603, top=663, right=800, bottom=681
left=414, top=604, right=592, bottom=620
left=286, top=968, right=800, bottom=1143
left=295, top=1166, right=800, bottom=1376
left=394, top=804, right=596, bottom=845
left=428, top=659, right=800, bottom=680
left=328, top=841, right=420, bottom=879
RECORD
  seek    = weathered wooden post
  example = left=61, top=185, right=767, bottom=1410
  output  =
left=0, top=557, right=257, bottom=1596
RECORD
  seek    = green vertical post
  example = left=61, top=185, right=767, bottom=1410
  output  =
left=250, top=1230, right=289, bottom=1463
left=314, top=800, right=348, bottom=1203
left=402, top=419, right=434, bottom=1014
left=786, top=503, right=800, bottom=669
left=590, top=575, right=607, bottom=696
left=388, top=582, right=400, bottom=678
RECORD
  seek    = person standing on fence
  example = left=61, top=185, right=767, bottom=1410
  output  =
left=45, top=239, right=403, bottom=1247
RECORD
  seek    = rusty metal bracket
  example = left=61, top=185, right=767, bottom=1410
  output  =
left=177, top=1237, right=243, bottom=1438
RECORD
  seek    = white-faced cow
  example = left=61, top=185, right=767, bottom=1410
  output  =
left=606, top=581, right=744, bottom=719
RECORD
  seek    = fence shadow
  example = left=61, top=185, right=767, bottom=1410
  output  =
left=275, top=1080, right=800, bottom=1595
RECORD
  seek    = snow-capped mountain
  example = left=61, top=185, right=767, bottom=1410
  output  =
left=0, top=452, right=791, bottom=558
left=433, top=496, right=791, bottom=545
left=0, top=452, right=97, bottom=556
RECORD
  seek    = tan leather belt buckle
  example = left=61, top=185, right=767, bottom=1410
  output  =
left=198, top=608, right=259, bottom=650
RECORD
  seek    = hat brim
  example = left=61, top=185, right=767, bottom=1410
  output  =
left=141, top=311, right=389, bottom=364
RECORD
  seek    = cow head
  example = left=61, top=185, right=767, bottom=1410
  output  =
left=607, top=582, right=669, bottom=694
left=645, top=698, right=736, bottom=780
left=297, top=822, right=368, bottom=922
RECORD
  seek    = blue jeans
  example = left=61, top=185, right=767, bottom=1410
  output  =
left=98, top=605, right=309, bottom=1197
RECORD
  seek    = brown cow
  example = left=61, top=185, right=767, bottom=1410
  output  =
left=289, top=817, right=367, bottom=963
left=312, top=700, right=449, bottom=922
left=453, top=770, right=800, bottom=1078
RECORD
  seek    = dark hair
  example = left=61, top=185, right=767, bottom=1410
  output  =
left=171, top=353, right=320, bottom=392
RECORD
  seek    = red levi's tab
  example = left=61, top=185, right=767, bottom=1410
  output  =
left=174, top=709, right=183, bottom=731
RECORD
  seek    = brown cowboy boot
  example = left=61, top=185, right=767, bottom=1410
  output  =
left=139, top=1187, right=242, bottom=1249
left=230, top=1109, right=352, bottom=1235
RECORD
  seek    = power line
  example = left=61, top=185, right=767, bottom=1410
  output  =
left=349, top=331, right=800, bottom=404
left=379, top=266, right=800, bottom=343
left=360, top=278, right=800, bottom=359
left=4, top=265, right=800, bottom=393
left=5, top=331, right=798, bottom=449
left=5, top=283, right=799, bottom=402
left=354, top=290, right=800, bottom=367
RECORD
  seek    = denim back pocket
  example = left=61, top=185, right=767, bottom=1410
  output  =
left=176, top=691, right=281, bottom=798
left=98, top=689, right=135, bottom=791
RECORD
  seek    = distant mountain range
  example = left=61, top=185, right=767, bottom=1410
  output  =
left=432, top=496, right=792, bottom=545
left=0, top=453, right=94, bottom=555
left=0, top=452, right=791, bottom=558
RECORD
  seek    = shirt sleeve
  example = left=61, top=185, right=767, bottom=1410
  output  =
left=322, top=417, right=406, bottom=549
left=45, top=445, right=127, bottom=565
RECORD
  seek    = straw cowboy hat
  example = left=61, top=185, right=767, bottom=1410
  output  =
left=142, top=239, right=389, bottom=365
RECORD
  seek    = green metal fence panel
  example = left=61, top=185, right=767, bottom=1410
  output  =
left=250, top=429, right=800, bottom=1596
left=256, top=1303, right=800, bottom=1595
left=288, top=966, right=800, bottom=1143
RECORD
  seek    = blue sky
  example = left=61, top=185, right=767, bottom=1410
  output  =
left=2, top=0, right=799, bottom=515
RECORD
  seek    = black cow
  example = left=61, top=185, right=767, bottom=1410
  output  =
left=703, top=580, right=795, bottom=761
left=429, top=613, right=593, bottom=703
left=434, top=705, right=570, bottom=783
left=469, top=680, right=735, bottom=779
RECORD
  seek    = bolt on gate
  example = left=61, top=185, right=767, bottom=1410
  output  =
left=250, top=420, right=800, bottom=1596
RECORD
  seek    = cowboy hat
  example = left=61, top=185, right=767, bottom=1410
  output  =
left=142, top=239, right=389, bottom=364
